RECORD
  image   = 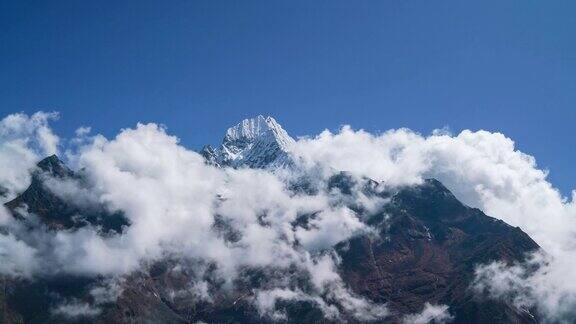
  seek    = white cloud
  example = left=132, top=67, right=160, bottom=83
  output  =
left=0, top=111, right=61, bottom=278
left=294, top=207, right=367, bottom=251
left=75, top=126, right=91, bottom=137
left=290, top=126, right=576, bottom=322
left=402, top=303, right=453, bottom=324
left=0, top=232, right=37, bottom=277
left=52, top=300, right=101, bottom=319
left=473, top=252, right=576, bottom=322
left=89, top=277, right=125, bottom=305
left=254, top=288, right=343, bottom=321
left=0, top=111, right=59, bottom=200
left=292, top=127, right=428, bottom=186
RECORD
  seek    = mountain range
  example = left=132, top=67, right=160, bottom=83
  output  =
left=0, top=116, right=541, bottom=323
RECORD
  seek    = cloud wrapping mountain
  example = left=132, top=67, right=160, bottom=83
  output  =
left=0, top=112, right=59, bottom=201
left=0, top=112, right=575, bottom=321
left=291, top=125, right=576, bottom=321
left=1, top=118, right=387, bottom=320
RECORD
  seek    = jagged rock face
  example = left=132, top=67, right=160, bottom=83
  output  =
left=201, top=115, right=295, bottom=168
left=335, top=178, right=539, bottom=323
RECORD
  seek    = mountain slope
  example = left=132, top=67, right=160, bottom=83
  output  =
left=5, top=155, right=128, bottom=232
left=333, top=177, right=539, bottom=323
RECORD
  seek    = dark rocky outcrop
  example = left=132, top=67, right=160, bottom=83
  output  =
left=4, top=155, right=128, bottom=233
left=335, top=178, right=539, bottom=323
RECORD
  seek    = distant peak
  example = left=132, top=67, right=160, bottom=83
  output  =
left=224, top=115, right=284, bottom=143
left=203, top=115, right=295, bottom=169
left=37, top=154, right=62, bottom=170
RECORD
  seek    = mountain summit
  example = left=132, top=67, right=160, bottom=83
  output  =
left=201, top=115, right=295, bottom=168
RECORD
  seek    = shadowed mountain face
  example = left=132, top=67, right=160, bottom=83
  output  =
left=5, top=155, right=128, bottom=233
left=334, top=177, right=539, bottom=323
left=0, top=118, right=541, bottom=323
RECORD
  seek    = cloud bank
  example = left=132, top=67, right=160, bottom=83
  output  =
left=0, top=112, right=575, bottom=322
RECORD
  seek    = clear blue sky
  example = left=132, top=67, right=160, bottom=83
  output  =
left=1, top=1, right=574, bottom=194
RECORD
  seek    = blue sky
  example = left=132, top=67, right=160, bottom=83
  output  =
left=0, top=0, right=574, bottom=194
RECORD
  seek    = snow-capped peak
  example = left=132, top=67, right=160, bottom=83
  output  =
left=201, top=115, right=295, bottom=169
left=224, top=115, right=273, bottom=142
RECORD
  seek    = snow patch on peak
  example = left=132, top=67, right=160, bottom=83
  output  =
left=223, top=116, right=292, bottom=146
left=225, top=115, right=271, bottom=142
